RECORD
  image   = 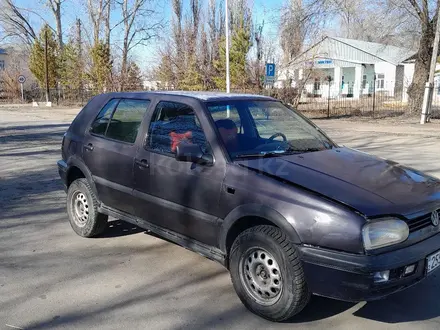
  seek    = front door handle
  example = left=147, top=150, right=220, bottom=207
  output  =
left=135, top=158, right=149, bottom=169
left=84, top=143, right=94, bottom=151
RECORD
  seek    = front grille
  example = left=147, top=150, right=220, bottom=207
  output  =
left=407, top=213, right=433, bottom=232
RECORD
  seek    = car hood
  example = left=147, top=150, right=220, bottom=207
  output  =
left=235, top=147, right=440, bottom=217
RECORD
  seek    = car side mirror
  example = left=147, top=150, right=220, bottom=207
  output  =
left=175, top=143, right=213, bottom=166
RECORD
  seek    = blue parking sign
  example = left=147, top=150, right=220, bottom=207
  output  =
left=266, top=63, right=276, bottom=77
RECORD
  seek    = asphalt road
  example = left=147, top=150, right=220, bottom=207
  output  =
left=1, top=106, right=440, bottom=330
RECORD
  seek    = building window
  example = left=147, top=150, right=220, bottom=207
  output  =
left=376, top=74, right=385, bottom=89
left=0, top=60, right=4, bottom=70
left=362, top=75, right=367, bottom=89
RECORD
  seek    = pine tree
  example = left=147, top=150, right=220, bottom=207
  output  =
left=126, top=62, right=143, bottom=90
left=88, top=41, right=112, bottom=92
left=156, top=45, right=175, bottom=89
left=29, top=24, right=60, bottom=88
left=214, top=25, right=252, bottom=90
left=59, top=41, right=83, bottom=89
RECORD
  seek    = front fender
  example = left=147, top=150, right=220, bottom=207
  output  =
left=218, top=203, right=302, bottom=253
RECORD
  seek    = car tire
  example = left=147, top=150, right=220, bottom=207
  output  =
left=229, top=225, right=310, bottom=322
left=66, top=178, right=108, bottom=238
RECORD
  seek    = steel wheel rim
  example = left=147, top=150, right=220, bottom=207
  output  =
left=239, top=247, right=283, bottom=306
left=72, top=191, right=89, bottom=227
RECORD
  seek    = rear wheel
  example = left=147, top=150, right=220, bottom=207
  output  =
left=229, top=225, right=310, bottom=322
left=67, top=178, right=108, bottom=237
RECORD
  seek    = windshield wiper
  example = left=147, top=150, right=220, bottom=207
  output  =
left=235, top=146, right=328, bottom=159
left=284, top=146, right=326, bottom=153
left=234, top=151, right=286, bottom=159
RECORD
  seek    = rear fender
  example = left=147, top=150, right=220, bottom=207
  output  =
left=66, top=156, right=99, bottom=199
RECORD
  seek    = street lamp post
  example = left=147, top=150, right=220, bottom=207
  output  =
left=421, top=8, right=440, bottom=124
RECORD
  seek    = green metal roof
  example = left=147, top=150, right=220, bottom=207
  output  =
left=330, top=37, right=416, bottom=65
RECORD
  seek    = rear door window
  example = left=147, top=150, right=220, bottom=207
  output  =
left=105, top=99, right=151, bottom=143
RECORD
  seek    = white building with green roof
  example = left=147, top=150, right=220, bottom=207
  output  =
left=277, top=37, right=417, bottom=101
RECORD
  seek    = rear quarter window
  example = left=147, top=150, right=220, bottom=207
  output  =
left=90, top=99, right=119, bottom=135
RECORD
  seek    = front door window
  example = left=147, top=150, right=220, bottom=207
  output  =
left=147, top=101, right=210, bottom=155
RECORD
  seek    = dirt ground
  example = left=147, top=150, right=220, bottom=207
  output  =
left=1, top=105, right=440, bottom=330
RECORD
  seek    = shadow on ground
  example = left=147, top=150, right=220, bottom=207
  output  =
left=98, top=220, right=145, bottom=238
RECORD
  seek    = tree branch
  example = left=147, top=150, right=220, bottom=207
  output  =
left=407, top=0, right=426, bottom=22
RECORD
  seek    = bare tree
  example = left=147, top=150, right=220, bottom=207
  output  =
left=279, top=0, right=332, bottom=64
left=0, top=0, right=37, bottom=46
left=87, top=0, right=108, bottom=45
left=46, top=0, right=64, bottom=49
left=253, top=22, right=264, bottom=90
left=332, top=0, right=358, bottom=38
left=394, top=0, right=440, bottom=112
left=208, top=0, right=217, bottom=61
left=207, top=0, right=225, bottom=84
left=171, top=0, right=183, bottom=86
left=331, top=0, right=419, bottom=48
left=0, top=48, right=31, bottom=100
left=116, top=0, right=161, bottom=90
left=105, top=0, right=112, bottom=46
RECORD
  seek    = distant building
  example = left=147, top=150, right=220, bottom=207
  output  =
left=276, top=37, right=417, bottom=101
left=0, top=48, right=8, bottom=70
left=143, top=80, right=161, bottom=90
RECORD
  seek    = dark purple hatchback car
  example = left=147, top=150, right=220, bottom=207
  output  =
left=58, top=91, right=440, bottom=321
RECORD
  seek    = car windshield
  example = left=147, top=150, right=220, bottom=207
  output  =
left=206, top=100, right=335, bottom=160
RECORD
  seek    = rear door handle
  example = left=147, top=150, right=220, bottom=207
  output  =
left=135, top=158, right=149, bottom=169
left=84, top=143, right=94, bottom=151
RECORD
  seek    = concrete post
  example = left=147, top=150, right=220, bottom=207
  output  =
left=333, top=67, right=341, bottom=98
left=354, top=66, right=363, bottom=99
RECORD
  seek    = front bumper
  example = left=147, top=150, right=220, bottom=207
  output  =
left=57, top=160, right=68, bottom=192
left=299, top=232, right=440, bottom=302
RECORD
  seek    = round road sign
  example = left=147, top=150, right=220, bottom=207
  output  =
left=18, top=75, right=26, bottom=84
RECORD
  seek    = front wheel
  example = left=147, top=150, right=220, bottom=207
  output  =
left=66, top=178, right=108, bottom=237
left=229, top=225, right=310, bottom=322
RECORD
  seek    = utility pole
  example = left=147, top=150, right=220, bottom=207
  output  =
left=44, top=28, right=50, bottom=103
left=225, top=0, right=230, bottom=93
left=76, top=18, right=83, bottom=92
left=421, top=9, right=440, bottom=124
left=255, top=22, right=264, bottom=91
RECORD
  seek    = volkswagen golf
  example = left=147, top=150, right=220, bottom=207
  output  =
left=58, top=91, right=440, bottom=322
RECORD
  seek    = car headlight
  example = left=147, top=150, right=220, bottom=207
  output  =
left=362, top=219, right=409, bottom=251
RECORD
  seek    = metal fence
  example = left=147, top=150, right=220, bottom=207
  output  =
left=1, top=82, right=439, bottom=119
left=293, top=80, right=440, bottom=119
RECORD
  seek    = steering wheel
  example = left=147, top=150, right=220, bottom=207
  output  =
left=268, top=132, right=287, bottom=143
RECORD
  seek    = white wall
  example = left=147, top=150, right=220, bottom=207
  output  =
left=143, top=80, right=161, bottom=90
left=402, top=63, right=415, bottom=102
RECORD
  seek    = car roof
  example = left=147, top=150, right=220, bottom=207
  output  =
left=100, top=91, right=277, bottom=102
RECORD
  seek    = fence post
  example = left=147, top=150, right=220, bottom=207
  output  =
left=372, top=75, right=376, bottom=118
left=327, top=81, right=331, bottom=118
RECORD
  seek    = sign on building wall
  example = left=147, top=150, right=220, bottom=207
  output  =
left=305, top=59, right=333, bottom=67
